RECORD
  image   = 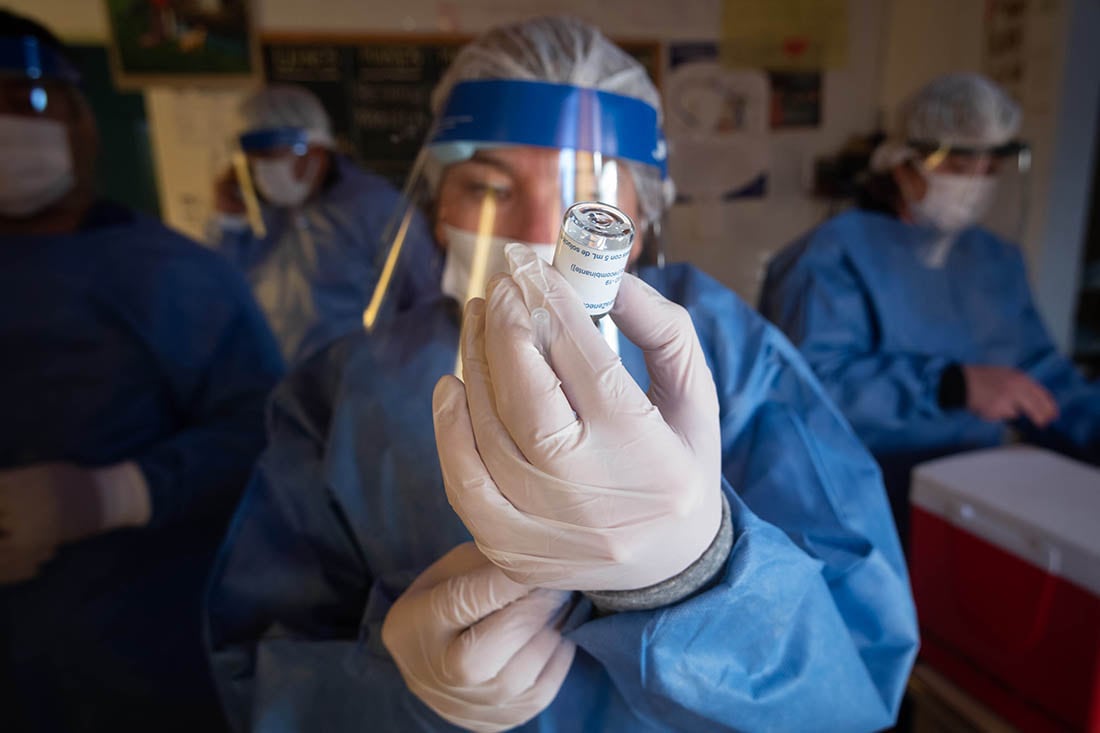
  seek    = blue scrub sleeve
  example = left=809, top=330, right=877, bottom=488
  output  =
left=762, top=252, right=973, bottom=447
left=1003, top=249, right=1100, bottom=458
left=210, top=478, right=913, bottom=732
left=135, top=282, right=284, bottom=528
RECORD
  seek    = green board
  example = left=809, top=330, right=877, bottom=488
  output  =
left=69, top=44, right=160, bottom=216
left=262, top=36, right=661, bottom=188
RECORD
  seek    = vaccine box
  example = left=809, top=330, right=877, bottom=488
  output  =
left=909, top=446, right=1100, bottom=732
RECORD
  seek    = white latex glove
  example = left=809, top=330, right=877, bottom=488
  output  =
left=381, top=542, right=576, bottom=733
left=432, top=244, right=723, bottom=592
left=0, top=461, right=151, bottom=584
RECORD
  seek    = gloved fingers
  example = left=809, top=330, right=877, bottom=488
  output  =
left=502, top=244, right=654, bottom=426
left=443, top=588, right=572, bottom=688
left=433, top=375, right=517, bottom=547
left=458, top=297, right=532, bottom=473
left=610, top=273, right=721, bottom=444
left=1019, top=380, right=1059, bottom=427
left=481, top=275, right=584, bottom=465
left=406, top=541, right=497, bottom=594
left=486, top=623, right=573, bottom=704
left=434, top=373, right=553, bottom=551
left=502, top=635, right=576, bottom=717
left=430, top=560, right=535, bottom=634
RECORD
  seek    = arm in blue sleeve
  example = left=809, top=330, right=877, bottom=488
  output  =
left=1001, top=249, right=1100, bottom=458
left=136, top=265, right=284, bottom=527
left=567, top=319, right=919, bottom=732
left=762, top=248, right=971, bottom=450
left=205, top=373, right=376, bottom=732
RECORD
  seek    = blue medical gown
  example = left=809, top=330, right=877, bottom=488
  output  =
left=0, top=203, right=284, bottom=732
left=211, top=155, right=441, bottom=364
left=207, top=263, right=918, bottom=732
left=759, top=209, right=1100, bottom=463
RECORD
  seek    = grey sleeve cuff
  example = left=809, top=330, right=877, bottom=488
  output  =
left=584, top=492, right=733, bottom=613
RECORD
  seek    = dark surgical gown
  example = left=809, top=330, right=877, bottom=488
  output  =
left=0, top=202, right=284, bottom=733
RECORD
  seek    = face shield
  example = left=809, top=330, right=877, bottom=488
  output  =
left=363, top=79, right=667, bottom=335
left=0, top=36, right=82, bottom=217
left=236, top=126, right=322, bottom=214
left=907, top=138, right=1031, bottom=243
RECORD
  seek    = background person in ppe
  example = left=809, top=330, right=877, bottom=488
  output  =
left=206, top=16, right=917, bottom=733
left=760, top=73, right=1100, bottom=543
left=210, top=84, right=440, bottom=364
left=0, top=10, right=284, bottom=732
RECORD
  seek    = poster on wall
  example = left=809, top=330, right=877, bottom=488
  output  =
left=103, top=0, right=260, bottom=89
left=768, top=71, right=822, bottom=128
left=720, top=0, right=849, bottom=70
left=666, top=42, right=770, bottom=203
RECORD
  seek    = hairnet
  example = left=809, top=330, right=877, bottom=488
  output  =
left=238, top=84, right=335, bottom=148
left=900, top=73, right=1021, bottom=150
left=430, top=16, right=671, bottom=225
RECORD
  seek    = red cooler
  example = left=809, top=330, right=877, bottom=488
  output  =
left=910, top=446, right=1100, bottom=732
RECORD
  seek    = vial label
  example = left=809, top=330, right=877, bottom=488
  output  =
left=552, top=202, right=635, bottom=317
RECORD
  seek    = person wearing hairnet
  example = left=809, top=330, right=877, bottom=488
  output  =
left=207, top=16, right=917, bottom=732
left=210, top=84, right=440, bottom=364
left=0, top=10, right=284, bottom=732
left=760, top=73, right=1100, bottom=539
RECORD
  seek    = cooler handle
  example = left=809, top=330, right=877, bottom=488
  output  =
left=951, top=501, right=1062, bottom=575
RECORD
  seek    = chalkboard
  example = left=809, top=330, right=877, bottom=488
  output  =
left=69, top=45, right=160, bottom=216
left=262, top=34, right=661, bottom=187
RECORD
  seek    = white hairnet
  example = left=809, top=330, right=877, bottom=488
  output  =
left=900, top=73, right=1021, bottom=150
left=238, top=84, right=335, bottom=148
left=430, top=16, right=671, bottom=225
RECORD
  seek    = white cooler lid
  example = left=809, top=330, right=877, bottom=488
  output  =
left=912, top=446, right=1100, bottom=597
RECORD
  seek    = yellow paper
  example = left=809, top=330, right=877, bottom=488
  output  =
left=721, top=0, right=849, bottom=70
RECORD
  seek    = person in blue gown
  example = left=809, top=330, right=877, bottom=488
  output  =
left=0, top=12, right=284, bottom=732
left=207, top=17, right=918, bottom=733
left=209, top=85, right=440, bottom=365
left=760, top=73, right=1100, bottom=541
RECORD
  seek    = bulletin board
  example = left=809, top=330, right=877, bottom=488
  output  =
left=262, top=33, right=662, bottom=187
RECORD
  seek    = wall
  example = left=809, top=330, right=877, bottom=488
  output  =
left=7, top=0, right=1095, bottom=343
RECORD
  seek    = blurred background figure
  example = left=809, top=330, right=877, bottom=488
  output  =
left=0, top=10, right=283, bottom=732
left=209, top=84, right=440, bottom=364
left=760, top=72, right=1100, bottom=543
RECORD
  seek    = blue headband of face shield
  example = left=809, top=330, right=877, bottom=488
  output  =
left=0, top=36, right=80, bottom=84
left=239, top=126, right=309, bottom=154
left=429, top=79, right=668, bottom=178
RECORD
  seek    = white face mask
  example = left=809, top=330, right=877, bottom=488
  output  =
left=0, top=114, right=75, bottom=218
left=440, top=224, right=555, bottom=303
left=252, top=156, right=317, bottom=208
left=910, top=171, right=997, bottom=234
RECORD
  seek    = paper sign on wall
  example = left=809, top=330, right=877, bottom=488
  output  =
left=721, top=0, right=849, bottom=70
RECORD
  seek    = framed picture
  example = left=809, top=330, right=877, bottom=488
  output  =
left=103, top=0, right=260, bottom=88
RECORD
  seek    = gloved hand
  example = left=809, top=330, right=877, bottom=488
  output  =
left=0, top=462, right=151, bottom=583
left=433, top=244, right=723, bottom=592
left=381, top=542, right=576, bottom=733
left=962, top=364, right=1059, bottom=427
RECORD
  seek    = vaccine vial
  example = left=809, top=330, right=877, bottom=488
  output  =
left=552, top=202, right=635, bottom=319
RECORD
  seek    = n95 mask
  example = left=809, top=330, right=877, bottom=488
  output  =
left=911, top=172, right=997, bottom=233
left=0, top=115, right=75, bottom=218
left=252, top=156, right=317, bottom=208
left=440, top=224, right=554, bottom=304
